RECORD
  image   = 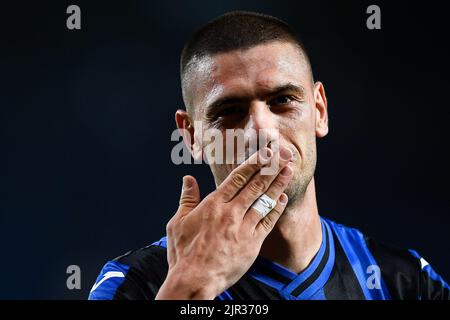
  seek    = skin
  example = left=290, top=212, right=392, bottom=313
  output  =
left=156, top=41, right=328, bottom=299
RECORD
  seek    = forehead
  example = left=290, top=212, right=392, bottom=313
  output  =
left=189, top=41, right=311, bottom=113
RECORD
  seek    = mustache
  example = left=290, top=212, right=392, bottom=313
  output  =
left=240, top=138, right=278, bottom=162
left=237, top=141, right=297, bottom=166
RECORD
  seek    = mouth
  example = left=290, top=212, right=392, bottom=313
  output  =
left=239, top=142, right=298, bottom=169
left=267, top=140, right=298, bottom=163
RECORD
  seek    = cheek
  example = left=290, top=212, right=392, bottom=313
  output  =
left=278, top=106, right=316, bottom=160
left=279, top=104, right=315, bottom=135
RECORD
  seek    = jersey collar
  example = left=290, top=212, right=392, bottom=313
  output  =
left=248, top=218, right=335, bottom=300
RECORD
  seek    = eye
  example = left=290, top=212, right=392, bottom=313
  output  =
left=270, top=95, right=294, bottom=106
left=216, top=106, right=244, bottom=118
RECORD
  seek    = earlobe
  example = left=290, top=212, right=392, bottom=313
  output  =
left=314, top=81, right=329, bottom=138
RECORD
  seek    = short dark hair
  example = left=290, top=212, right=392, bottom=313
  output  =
left=180, top=11, right=313, bottom=113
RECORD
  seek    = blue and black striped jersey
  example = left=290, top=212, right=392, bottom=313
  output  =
left=88, top=217, right=449, bottom=300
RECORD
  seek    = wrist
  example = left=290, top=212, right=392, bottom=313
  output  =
left=156, top=267, right=220, bottom=300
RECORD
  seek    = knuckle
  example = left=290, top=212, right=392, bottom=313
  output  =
left=179, top=194, right=197, bottom=207
left=270, top=207, right=282, bottom=218
left=260, top=208, right=281, bottom=232
left=259, top=217, right=273, bottom=232
left=230, top=172, right=248, bottom=188
left=248, top=179, right=267, bottom=194
left=271, top=178, right=286, bottom=190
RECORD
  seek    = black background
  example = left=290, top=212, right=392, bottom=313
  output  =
left=0, top=1, right=449, bottom=299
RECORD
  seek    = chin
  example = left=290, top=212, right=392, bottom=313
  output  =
left=284, top=173, right=312, bottom=203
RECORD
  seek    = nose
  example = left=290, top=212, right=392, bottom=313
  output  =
left=245, top=101, right=278, bottom=149
left=246, top=101, right=276, bottom=132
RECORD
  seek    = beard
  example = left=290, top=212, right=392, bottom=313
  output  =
left=283, top=165, right=314, bottom=207
left=285, top=141, right=317, bottom=206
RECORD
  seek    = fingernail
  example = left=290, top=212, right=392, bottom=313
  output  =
left=279, top=193, right=288, bottom=204
left=280, top=164, right=293, bottom=176
left=182, top=176, right=192, bottom=191
left=280, top=146, right=292, bottom=161
left=259, top=147, right=273, bottom=164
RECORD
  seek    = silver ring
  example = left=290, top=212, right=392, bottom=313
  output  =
left=251, top=194, right=277, bottom=218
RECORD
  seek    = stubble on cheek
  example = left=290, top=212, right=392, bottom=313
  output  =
left=285, top=137, right=317, bottom=203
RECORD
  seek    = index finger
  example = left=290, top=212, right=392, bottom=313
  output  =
left=217, top=147, right=273, bottom=202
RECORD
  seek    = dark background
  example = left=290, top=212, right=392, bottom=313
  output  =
left=1, top=1, right=449, bottom=299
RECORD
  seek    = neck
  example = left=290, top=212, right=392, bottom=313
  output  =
left=259, top=177, right=322, bottom=274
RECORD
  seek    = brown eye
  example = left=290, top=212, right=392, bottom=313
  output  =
left=270, top=95, right=293, bottom=106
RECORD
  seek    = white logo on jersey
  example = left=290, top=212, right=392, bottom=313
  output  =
left=420, top=258, right=429, bottom=269
left=90, top=271, right=125, bottom=293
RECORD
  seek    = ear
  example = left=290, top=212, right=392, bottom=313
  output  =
left=175, top=110, right=203, bottom=161
left=314, top=81, right=329, bottom=138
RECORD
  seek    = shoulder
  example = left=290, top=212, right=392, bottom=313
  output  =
left=115, top=237, right=168, bottom=272
left=327, top=218, right=419, bottom=272
left=325, top=218, right=449, bottom=300
left=366, top=235, right=449, bottom=299
left=88, top=237, right=168, bottom=300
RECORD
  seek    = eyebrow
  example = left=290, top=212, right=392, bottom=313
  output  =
left=206, top=82, right=306, bottom=117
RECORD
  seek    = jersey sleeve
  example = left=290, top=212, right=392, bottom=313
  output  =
left=409, top=249, right=450, bottom=300
left=88, top=245, right=169, bottom=300
left=88, top=260, right=136, bottom=300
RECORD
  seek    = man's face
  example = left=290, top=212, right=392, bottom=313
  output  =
left=183, top=41, right=328, bottom=203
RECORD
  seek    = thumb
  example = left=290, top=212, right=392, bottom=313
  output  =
left=179, top=175, right=200, bottom=210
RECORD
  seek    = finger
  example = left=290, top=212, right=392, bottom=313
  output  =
left=167, top=175, right=200, bottom=265
left=233, top=146, right=292, bottom=210
left=243, top=164, right=293, bottom=227
left=217, top=147, right=273, bottom=202
left=178, top=175, right=200, bottom=214
left=254, top=193, right=289, bottom=237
